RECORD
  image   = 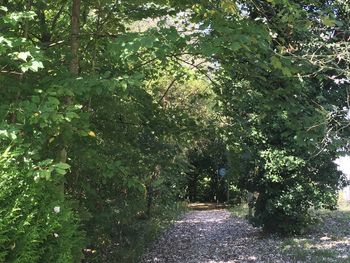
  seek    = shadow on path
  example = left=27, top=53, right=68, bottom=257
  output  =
left=140, top=210, right=285, bottom=263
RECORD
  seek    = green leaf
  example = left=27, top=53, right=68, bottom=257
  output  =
left=281, top=67, right=292, bottom=77
left=55, top=168, right=67, bottom=175
left=54, top=163, right=71, bottom=170
left=43, top=170, right=51, bottom=180
left=271, top=56, right=282, bottom=69
left=321, top=16, right=336, bottom=27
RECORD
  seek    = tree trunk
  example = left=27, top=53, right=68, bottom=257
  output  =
left=70, top=0, right=81, bottom=75
left=145, top=165, right=161, bottom=218
left=248, top=192, right=254, bottom=219
left=146, top=184, right=153, bottom=219
left=56, top=0, right=81, bottom=197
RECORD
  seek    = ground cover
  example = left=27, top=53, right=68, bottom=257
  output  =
left=140, top=202, right=350, bottom=263
left=280, top=201, right=350, bottom=263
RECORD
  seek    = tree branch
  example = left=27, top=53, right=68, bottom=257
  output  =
left=51, top=3, right=66, bottom=32
left=157, top=78, right=178, bottom=105
left=171, top=54, right=220, bottom=87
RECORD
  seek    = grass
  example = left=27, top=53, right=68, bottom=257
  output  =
left=281, top=200, right=350, bottom=263
left=229, top=203, right=249, bottom=218
left=84, top=201, right=188, bottom=263
left=229, top=200, right=350, bottom=262
left=282, top=239, right=342, bottom=263
left=131, top=201, right=189, bottom=262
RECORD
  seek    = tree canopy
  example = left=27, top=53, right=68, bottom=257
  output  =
left=1, top=0, right=349, bottom=262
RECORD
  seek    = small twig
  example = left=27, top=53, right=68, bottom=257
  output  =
left=131, top=57, right=160, bottom=72
left=171, top=54, right=220, bottom=87
left=158, top=77, right=178, bottom=104
left=1, top=70, right=24, bottom=76
left=51, top=3, right=66, bottom=32
left=306, top=121, right=328, bottom=132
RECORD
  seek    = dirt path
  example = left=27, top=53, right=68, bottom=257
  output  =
left=140, top=210, right=286, bottom=263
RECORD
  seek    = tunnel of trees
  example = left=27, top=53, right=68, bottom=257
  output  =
left=1, top=0, right=349, bottom=262
left=186, top=137, right=229, bottom=203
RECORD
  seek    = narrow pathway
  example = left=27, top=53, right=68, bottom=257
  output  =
left=140, top=210, right=286, bottom=263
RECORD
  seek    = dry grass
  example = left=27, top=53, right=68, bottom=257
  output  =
left=228, top=199, right=350, bottom=262
left=281, top=199, right=350, bottom=262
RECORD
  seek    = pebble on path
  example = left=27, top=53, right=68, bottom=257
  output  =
left=140, top=210, right=286, bottom=263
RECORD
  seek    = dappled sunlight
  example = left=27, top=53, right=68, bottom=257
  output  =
left=188, top=203, right=230, bottom=210
left=141, top=204, right=350, bottom=263
left=175, top=218, right=230, bottom=224
left=204, top=255, right=260, bottom=262
left=203, top=253, right=287, bottom=263
left=308, top=237, right=350, bottom=252
left=141, top=209, right=287, bottom=263
left=284, top=239, right=350, bottom=263
left=175, top=211, right=233, bottom=224
left=282, top=208, right=350, bottom=262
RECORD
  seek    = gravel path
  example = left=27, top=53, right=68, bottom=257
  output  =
left=140, top=210, right=286, bottom=263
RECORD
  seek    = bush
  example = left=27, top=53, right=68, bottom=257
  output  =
left=0, top=133, right=85, bottom=263
left=244, top=149, right=343, bottom=235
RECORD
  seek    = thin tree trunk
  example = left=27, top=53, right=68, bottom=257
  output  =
left=11, top=0, right=33, bottom=124
left=146, top=184, right=153, bottom=219
left=146, top=165, right=161, bottom=218
left=248, top=192, right=254, bottom=219
left=70, top=0, right=81, bottom=75
left=56, top=0, right=81, bottom=197
left=24, top=0, right=32, bottom=39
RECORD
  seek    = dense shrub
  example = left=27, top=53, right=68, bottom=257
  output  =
left=0, top=131, right=85, bottom=263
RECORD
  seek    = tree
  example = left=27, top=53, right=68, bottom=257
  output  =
left=1, top=1, right=350, bottom=262
left=191, top=0, right=348, bottom=234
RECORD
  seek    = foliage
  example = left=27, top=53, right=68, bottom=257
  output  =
left=281, top=206, right=350, bottom=262
left=1, top=1, right=350, bottom=262
left=0, top=6, right=85, bottom=262
left=187, top=0, right=349, bottom=234
left=186, top=137, right=227, bottom=202
left=0, top=1, right=209, bottom=262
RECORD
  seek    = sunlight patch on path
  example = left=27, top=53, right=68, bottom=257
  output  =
left=140, top=210, right=285, bottom=263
